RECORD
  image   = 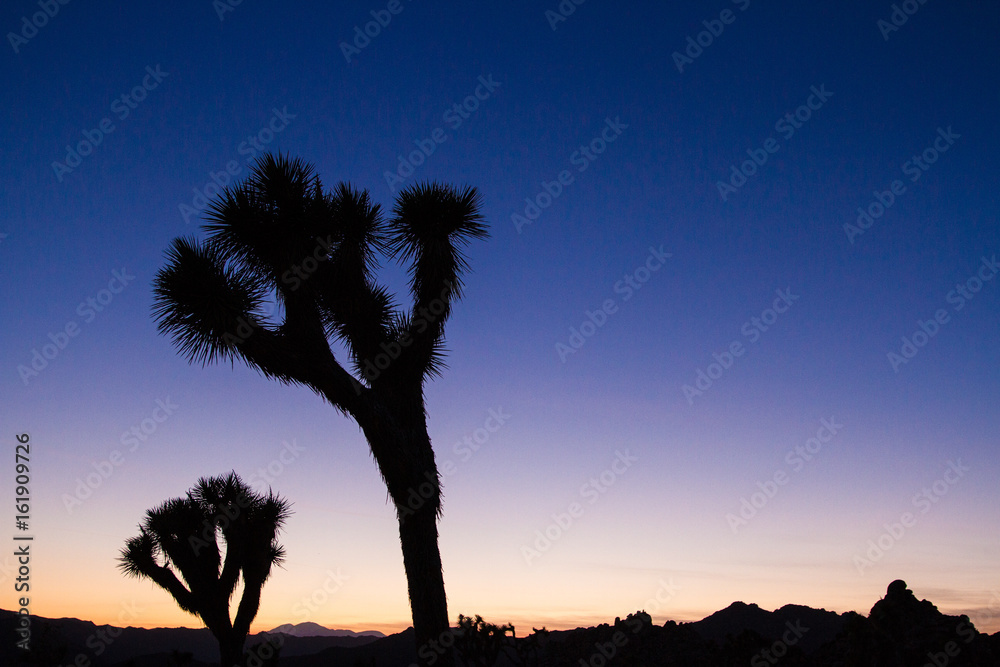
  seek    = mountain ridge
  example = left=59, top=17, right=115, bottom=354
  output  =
left=268, top=621, right=385, bottom=638
left=3, top=580, right=999, bottom=665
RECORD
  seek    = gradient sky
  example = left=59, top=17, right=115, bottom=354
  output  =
left=2, top=0, right=999, bottom=640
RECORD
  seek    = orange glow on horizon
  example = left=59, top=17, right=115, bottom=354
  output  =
left=20, top=600, right=1000, bottom=638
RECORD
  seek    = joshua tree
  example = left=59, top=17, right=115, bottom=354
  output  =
left=152, top=153, right=488, bottom=666
left=453, top=614, right=515, bottom=667
left=118, top=472, right=291, bottom=667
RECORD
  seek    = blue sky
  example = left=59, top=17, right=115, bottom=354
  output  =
left=2, top=0, right=999, bottom=636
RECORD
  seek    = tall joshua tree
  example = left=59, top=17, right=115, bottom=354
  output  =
left=118, top=472, right=290, bottom=667
left=152, top=153, right=488, bottom=666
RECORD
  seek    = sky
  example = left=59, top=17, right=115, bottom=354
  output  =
left=2, top=0, right=999, bottom=642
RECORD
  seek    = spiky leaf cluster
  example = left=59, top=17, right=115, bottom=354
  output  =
left=118, top=472, right=291, bottom=625
left=153, top=153, right=487, bottom=403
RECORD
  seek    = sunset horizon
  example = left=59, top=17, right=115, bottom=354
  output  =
left=9, top=574, right=1000, bottom=638
left=3, top=1, right=998, bottom=665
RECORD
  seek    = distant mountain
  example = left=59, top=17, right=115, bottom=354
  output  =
left=688, top=600, right=848, bottom=652
left=0, top=612, right=380, bottom=666
left=810, top=578, right=1000, bottom=666
left=277, top=627, right=418, bottom=666
left=269, top=621, right=385, bottom=638
left=4, top=580, right=1000, bottom=666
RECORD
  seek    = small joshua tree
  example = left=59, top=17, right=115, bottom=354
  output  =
left=118, top=472, right=290, bottom=667
left=152, top=153, right=489, bottom=665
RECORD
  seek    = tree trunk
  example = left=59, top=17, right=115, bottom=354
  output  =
left=398, top=500, right=453, bottom=667
left=217, top=632, right=245, bottom=667
left=358, top=396, right=453, bottom=667
left=200, top=605, right=243, bottom=667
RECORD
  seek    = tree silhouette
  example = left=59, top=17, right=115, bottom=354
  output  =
left=151, top=153, right=488, bottom=666
left=118, top=472, right=291, bottom=667
left=453, top=614, right=515, bottom=667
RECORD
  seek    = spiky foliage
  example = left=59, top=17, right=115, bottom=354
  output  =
left=151, top=153, right=488, bottom=667
left=152, top=153, right=486, bottom=397
left=453, top=614, right=516, bottom=667
left=118, top=472, right=291, bottom=667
